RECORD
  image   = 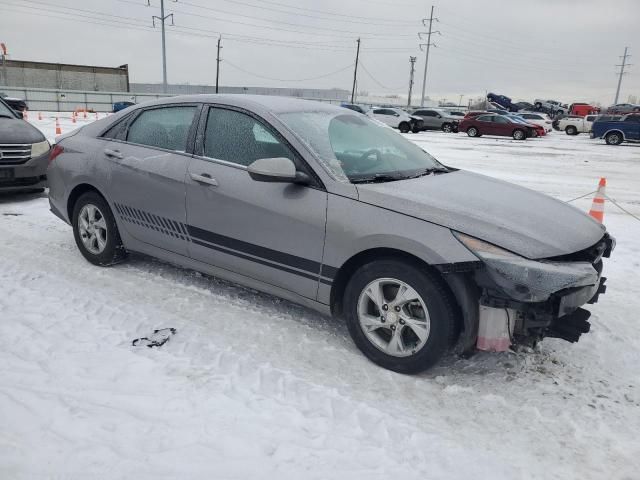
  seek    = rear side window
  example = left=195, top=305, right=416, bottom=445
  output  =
left=476, top=115, right=493, bottom=122
left=203, top=108, right=295, bottom=167
left=625, top=115, right=640, bottom=123
left=127, top=106, right=197, bottom=152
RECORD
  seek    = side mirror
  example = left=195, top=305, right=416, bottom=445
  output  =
left=394, top=113, right=400, bottom=117
left=247, top=157, right=309, bottom=185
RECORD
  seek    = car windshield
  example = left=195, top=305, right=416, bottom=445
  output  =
left=277, top=110, right=445, bottom=183
left=0, top=99, right=15, bottom=117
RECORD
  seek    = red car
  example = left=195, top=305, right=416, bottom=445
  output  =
left=458, top=114, right=535, bottom=140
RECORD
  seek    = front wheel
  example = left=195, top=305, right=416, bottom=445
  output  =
left=398, top=122, right=410, bottom=133
left=512, top=129, right=526, bottom=140
left=605, top=131, right=623, bottom=145
left=72, top=191, right=127, bottom=266
left=343, top=260, right=458, bottom=374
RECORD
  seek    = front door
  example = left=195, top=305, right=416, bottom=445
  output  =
left=106, top=104, right=199, bottom=256
left=185, top=105, right=328, bottom=300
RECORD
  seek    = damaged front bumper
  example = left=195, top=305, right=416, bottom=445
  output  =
left=447, top=232, right=615, bottom=351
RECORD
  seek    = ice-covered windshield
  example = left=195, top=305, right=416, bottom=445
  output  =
left=277, top=110, right=445, bottom=183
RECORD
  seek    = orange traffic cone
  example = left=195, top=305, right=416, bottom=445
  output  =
left=38, top=112, right=43, bottom=120
left=55, top=118, right=62, bottom=135
left=588, top=178, right=606, bottom=223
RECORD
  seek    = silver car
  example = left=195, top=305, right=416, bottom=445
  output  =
left=47, top=95, right=614, bottom=373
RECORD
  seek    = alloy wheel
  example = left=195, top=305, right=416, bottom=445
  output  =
left=78, top=204, right=108, bottom=254
left=357, top=278, right=431, bottom=357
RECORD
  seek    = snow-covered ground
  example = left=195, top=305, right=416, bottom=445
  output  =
left=1, top=119, right=640, bottom=479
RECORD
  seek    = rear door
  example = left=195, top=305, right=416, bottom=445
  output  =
left=624, top=115, right=640, bottom=140
left=105, top=103, right=200, bottom=256
left=185, top=105, right=328, bottom=300
left=476, top=115, right=497, bottom=135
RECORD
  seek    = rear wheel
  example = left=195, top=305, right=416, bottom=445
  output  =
left=398, top=122, right=410, bottom=133
left=442, top=123, right=453, bottom=133
left=72, top=191, right=127, bottom=266
left=605, top=131, right=623, bottom=145
left=565, top=125, right=578, bottom=136
left=467, top=126, right=479, bottom=137
left=343, top=259, right=457, bottom=374
left=512, top=129, right=526, bottom=140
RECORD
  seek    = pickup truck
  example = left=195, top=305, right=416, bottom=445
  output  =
left=558, top=114, right=598, bottom=135
left=534, top=99, right=569, bottom=115
left=590, top=113, right=640, bottom=145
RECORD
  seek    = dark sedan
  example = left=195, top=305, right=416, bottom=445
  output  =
left=459, top=114, right=535, bottom=140
left=0, top=96, right=50, bottom=192
left=0, top=93, right=28, bottom=112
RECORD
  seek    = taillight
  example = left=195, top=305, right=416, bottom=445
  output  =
left=48, top=144, right=64, bottom=165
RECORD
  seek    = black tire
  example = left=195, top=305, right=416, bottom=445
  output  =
left=565, top=125, right=578, bottom=136
left=466, top=126, right=479, bottom=137
left=512, top=129, right=526, bottom=140
left=398, top=122, right=410, bottom=134
left=605, top=131, right=623, bottom=145
left=442, top=123, right=453, bottom=133
left=412, top=125, right=421, bottom=134
left=343, top=259, right=458, bottom=374
left=72, top=191, right=127, bottom=266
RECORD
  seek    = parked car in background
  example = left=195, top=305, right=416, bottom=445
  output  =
left=486, top=108, right=509, bottom=115
left=0, top=93, right=28, bottom=112
left=510, top=115, right=545, bottom=137
left=487, top=93, right=519, bottom=112
left=591, top=113, right=640, bottom=145
left=459, top=114, right=535, bottom=140
left=410, top=108, right=459, bottom=132
left=341, top=103, right=367, bottom=114
left=514, top=101, right=535, bottom=111
left=534, top=99, right=568, bottom=115
left=558, top=114, right=598, bottom=135
left=606, top=103, right=640, bottom=115
left=112, top=101, right=135, bottom=113
left=446, top=110, right=465, bottom=118
left=47, top=94, right=615, bottom=373
left=367, top=107, right=423, bottom=133
left=518, top=112, right=553, bottom=132
left=569, top=103, right=600, bottom=117
left=0, top=96, right=50, bottom=192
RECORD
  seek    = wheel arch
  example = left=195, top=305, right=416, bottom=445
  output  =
left=603, top=129, right=626, bottom=141
left=67, top=183, right=109, bottom=220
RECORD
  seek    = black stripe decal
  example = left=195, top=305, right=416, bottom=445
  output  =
left=187, top=224, right=322, bottom=275
left=321, top=264, right=338, bottom=280
left=191, top=238, right=320, bottom=282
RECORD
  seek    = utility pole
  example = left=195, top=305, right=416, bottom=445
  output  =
left=418, top=6, right=439, bottom=107
left=351, top=38, right=360, bottom=104
left=407, top=56, right=417, bottom=108
left=216, top=36, right=222, bottom=94
left=614, top=46, right=631, bottom=104
left=151, top=0, right=175, bottom=93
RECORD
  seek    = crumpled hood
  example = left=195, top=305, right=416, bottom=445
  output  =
left=356, top=170, right=606, bottom=259
left=0, top=118, right=45, bottom=144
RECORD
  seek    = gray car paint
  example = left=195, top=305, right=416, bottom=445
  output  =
left=48, top=94, right=607, bottom=316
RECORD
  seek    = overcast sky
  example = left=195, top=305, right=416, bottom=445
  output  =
left=1, top=0, right=638, bottom=105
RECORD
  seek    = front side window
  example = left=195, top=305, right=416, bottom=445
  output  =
left=625, top=115, right=640, bottom=123
left=203, top=108, right=295, bottom=166
left=494, top=116, right=510, bottom=124
left=276, top=110, right=443, bottom=183
left=127, top=106, right=197, bottom=152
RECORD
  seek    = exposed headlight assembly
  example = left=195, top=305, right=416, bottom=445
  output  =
left=453, top=232, right=598, bottom=302
left=31, top=140, right=51, bottom=158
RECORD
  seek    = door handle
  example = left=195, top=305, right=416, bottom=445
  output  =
left=104, top=148, right=124, bottom=160
left=190, top=172, right=218, bottom=187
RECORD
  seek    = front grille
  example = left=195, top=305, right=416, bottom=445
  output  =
left=0, top=144, right=32, bottom=165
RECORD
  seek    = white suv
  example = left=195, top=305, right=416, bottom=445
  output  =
left=533, top=99, right=568, bottom=115
left=518, top=112, right=553, bottom=132
left=367, top=107, right=422, bottom=133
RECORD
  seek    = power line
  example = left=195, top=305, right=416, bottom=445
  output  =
left=359, top=61, right=404, bottom=91
left=150, top=0, right=177, bottom=93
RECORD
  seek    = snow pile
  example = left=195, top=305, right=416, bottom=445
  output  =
left=1, top=126, right=639, bottom=479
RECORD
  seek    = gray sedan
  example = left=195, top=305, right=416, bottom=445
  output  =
left=47, top=95, right=614, bottom=373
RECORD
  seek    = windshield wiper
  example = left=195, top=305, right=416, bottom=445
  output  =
left=350, top=173, right=406, bottom=184
left=406, top=167, right=450, bottom=179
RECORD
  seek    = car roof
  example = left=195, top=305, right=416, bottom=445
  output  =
left=132, top=94, right=343, bottom=114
